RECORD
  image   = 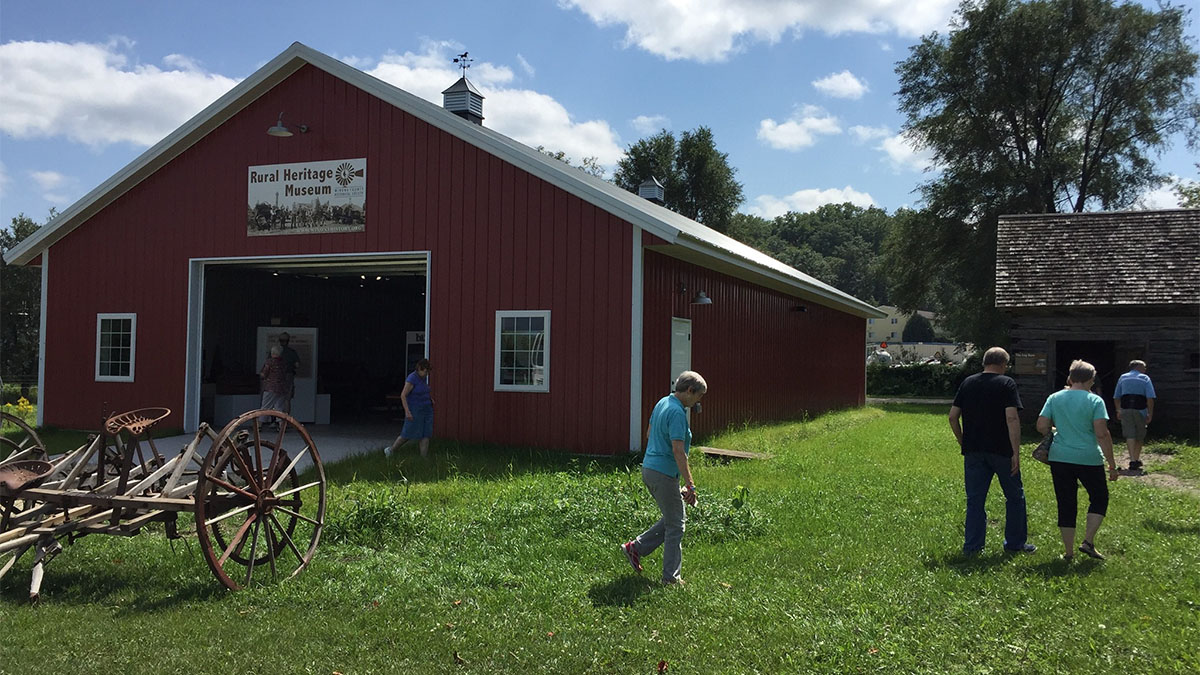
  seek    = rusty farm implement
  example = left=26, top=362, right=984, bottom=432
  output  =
left=0, top=408, right=326, bottom=601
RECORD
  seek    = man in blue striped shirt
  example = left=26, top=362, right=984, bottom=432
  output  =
left=1113, top=360, right=1156, bottom=472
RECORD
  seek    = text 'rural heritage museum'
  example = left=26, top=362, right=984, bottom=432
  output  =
left=4, top=43, right=883, bottom=454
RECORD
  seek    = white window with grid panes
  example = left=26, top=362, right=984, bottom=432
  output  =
left=96, top=313, right=137, bottom=382
left=494, top=311, right=550, bottom=392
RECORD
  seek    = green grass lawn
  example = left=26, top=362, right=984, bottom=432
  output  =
left=3, top=406, right=1197, bottom=673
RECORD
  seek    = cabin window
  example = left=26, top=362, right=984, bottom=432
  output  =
left=494, top=311, right=550, bottom=392
left=96, top=313, right=137, bottom=382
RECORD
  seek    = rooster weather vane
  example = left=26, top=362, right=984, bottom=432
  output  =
left=453, top=51, right=473, bottom=78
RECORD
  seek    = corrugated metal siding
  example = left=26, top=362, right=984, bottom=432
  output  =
left=641, top=250, right=865, bottom=439
left=43, top=64, right=633, bottom=453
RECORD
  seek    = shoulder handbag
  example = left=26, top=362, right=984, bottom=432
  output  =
left=1031, top=434, right=1053, bottom=464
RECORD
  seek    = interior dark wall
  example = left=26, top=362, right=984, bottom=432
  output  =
left=202, top=268, right=426, bottom=413
left=1055, top=340, right=1117, bottom=418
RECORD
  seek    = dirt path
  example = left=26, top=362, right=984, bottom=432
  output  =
left=1116, top=449, right=1199, bottom=498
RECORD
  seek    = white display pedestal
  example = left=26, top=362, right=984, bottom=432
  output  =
left=315, top=394, right=331, bottom=425
left=213, top=394, right=261, bottom=428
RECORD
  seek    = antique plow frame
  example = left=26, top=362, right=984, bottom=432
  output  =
left=0, top=408, right=325, bottom=601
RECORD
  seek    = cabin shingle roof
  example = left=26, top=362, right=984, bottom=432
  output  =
left=995, top=209, right=1200, bottom=309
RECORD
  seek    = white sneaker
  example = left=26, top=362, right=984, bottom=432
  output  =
left=384, top=445, right=393, bottom=457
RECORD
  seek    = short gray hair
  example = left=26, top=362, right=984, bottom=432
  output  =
left=674, top=371, right=707, bottom=394
left=1129, top=359, right=1146, bottom=370
left=982, top=347, right=1010, bottom=366
left=1068, top=359, right=1096, bottom=384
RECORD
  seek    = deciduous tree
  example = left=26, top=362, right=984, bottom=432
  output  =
left=727, top=204, right=896, bottom=305
left=1174, top=164, right=1200, bottom=207
left=1, top=213, right=45, bottom=388
left=613, top=127, right=744, bottom=233
left=889, top=0, right=1199, bottom=346
left=902, top=313, right=936, bottom=342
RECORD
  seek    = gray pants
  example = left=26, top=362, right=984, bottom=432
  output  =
left=634, top=466, right=686, bottom=583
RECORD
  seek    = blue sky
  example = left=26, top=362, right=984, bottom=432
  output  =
left=1, top=0, right=1196, bottom=233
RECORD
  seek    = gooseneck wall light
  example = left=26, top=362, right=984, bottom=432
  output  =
left=679, top=283, right=713, bottom=306
left=267, top=112, right=308, bottom=137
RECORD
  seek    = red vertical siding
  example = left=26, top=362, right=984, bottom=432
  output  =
left=42, top=64, right=633, bottom=453
left=641, top=250, right=866, bottom=439
left=41, top=62, right=862, bottom=453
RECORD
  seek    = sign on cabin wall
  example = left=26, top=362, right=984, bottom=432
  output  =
left=1014, top=352, right=1048, bottom=375
left=247, top=158, right=367, bottom=236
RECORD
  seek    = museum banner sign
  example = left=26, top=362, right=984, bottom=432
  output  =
left=247, top=158, right=367, bottom=236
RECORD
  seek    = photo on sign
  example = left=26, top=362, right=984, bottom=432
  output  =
left=247, top=158, right=367, bottom=236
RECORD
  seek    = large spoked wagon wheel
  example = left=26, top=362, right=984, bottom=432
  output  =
left=0, top=412, right=46, bottom=462
left=194, top=410, right=325, bottom=591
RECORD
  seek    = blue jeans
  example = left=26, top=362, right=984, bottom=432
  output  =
left=963, top=452, right=1028, bottom=552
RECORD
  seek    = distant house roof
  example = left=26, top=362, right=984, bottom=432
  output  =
left=995, top=209, right=1200, bottom=309
left=2, top=42, right=883, bottom=319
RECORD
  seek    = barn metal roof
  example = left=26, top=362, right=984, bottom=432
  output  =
left=995, top=209, right=1200, bottom=309
left=3, top=42, right=883, bottom=318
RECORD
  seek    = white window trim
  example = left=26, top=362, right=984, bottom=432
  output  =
left=95, top=312, right=137, bottom=382
left=494, top=310, right=550, bottom=392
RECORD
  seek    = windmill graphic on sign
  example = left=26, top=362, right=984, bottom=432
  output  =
left=453, top=51, right=473, bottom=77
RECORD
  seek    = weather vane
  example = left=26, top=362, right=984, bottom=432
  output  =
left=453, top=51, right=473, bottom=78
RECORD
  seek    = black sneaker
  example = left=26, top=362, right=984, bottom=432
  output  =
left=1128, top=460, right=1143, bottom=471
left=1004, top=543, right=1037, bottom=554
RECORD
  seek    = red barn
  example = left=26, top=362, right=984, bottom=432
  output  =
left=4, top=43, right=882, bottom=454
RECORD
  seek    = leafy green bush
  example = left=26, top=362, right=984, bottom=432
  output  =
left=866, top=361, right=970, bottom=397
left=2, top=383, right=37, bottom=405
left=1, top=396, right=36, bottom=426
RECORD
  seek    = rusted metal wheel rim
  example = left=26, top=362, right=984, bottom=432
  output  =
left=194, top=410, right=325, bottom=591
left=0, top=412, right=46, bottom=462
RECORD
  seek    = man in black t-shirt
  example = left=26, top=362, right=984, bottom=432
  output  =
left=948, top=347, right=1035, bottom=555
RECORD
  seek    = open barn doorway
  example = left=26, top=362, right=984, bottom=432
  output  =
left=1055, top=340, right=1117, bottom=418
left=184, top=253, right=428, bottom=431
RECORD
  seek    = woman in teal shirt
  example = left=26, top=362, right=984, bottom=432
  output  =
left=1037, top=360, right=1119, bottom=560
left=621, top=371, right=707, bottom=585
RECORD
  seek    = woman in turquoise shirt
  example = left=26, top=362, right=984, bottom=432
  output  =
left=1037, top=360, right=1119, bottom=560
left=621, top=371, right=707, bottom=585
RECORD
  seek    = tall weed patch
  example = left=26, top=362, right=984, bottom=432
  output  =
left=324, top=483, right=428, bottom=548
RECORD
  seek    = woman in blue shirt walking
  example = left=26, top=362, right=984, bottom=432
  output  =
left=387, top=359, right=434, bottom=458
left=621, top=371, right=707, bottom=586
left=1037, top=360, right=1119, bottom=560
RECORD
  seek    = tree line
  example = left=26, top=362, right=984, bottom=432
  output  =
left=4, top=0, right=1196, bottom=384
left=599, top=0, right=1198, bottom=347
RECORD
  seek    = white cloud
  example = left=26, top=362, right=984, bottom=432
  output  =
left=1137, top=176, right=1183, bottom=209
left=334, top=54, right=373, bottom=69
left=757, top=105, right=840, bottom=150
left=631, top=114, right=670, bottom=134
left=516, top=53, right=535, bottom=78
left=366, top=42, right=624, bottom=167
left=812, top=70, right=868, bottom=99
left=849, top=124, right=891, bottom=143
left=0, top=39, right=240, bottom=148
left=29, top=169, right=77, bottom=204
left=561, top=0, right=958, bottom=62
left=878, top=132, right=934, bottom=172
left=749, top=185, right=875, bottom=218
left=0, top=162, right=8, bottom=198
left=0, top=39, right=623, bottom=177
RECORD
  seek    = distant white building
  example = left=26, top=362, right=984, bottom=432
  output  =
left=866, top=305, right=937, bottom=344
left=866, top=306, right=970, bottom=364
